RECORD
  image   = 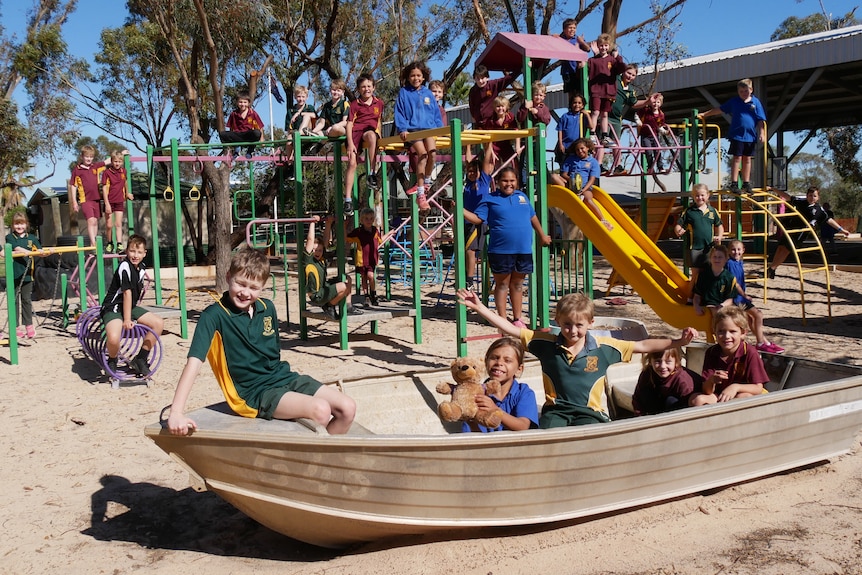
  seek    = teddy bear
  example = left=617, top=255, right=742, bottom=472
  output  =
left=435, top=357, right=503, bottom=429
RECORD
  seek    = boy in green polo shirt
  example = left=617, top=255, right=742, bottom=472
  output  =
left=457, top=289, right=697, bottom=427
left=166, top=247, right=356, bottom=436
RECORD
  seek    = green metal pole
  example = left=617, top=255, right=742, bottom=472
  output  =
left=170, top=138, right=188, bottom=338
left=147, top=146, right=162, bottom=304
left=535, top=123, right=550, bottom=328
left=451, top=120, right=467, bottom=357
left=4, top=242, right=18, bottom=364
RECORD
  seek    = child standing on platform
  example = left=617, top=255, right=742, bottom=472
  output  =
left=395, top=61, right=443, bottom=212
left=726, top=240, right=784, bottom=353
left=100, top=149, right=133, bottom=253
left=69, top=144, right=109, bottom=249
left=5, top=208, right=43, bottom=339
left=344, top=73, right=384, bottom=217
left=689, top=305, right=769, bottom=405
left=219, top=91, right=264, bottom=158
left=311, top=79, right=349, bottom=138
left=167, top=247, right=356, bottom=436
left=346, top=208, right=383, bottom=307
left=632, top=348, right=703, bottom=416
left=457, top=290, right=697, bottom=427
left=100, top=235, right=164, bottom=376
left=555, top=93, right=588, bottom=167
left=674, top=183, right=724, bottom=298
left=463, top=337, right=539, bottom=433
left=558, top=18, right=592, bottom=101
left=462, top=145, right=495, bottom=291
left=468, top=65, right=519, bottom=128
left=698, top=78, right=766, bottom=194
left=481, top=96, right=521, bottom=171
left=587, top=33, right=627, bottom=147
left=550, top=138, right=612, bottom=231
left=636, top=92, right=669, bottom=192
left=463, top=166, right=551, bottom=328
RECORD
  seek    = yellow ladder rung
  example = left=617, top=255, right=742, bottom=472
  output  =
left=795, top=247, right=821, bottom=253
left=781, top=227, right=810, bottom=234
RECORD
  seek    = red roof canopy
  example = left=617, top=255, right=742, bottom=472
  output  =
left=476, top=32, right=588, bottom=71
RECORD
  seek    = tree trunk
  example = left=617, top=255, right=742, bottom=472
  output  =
left=201, top=162, right=232, bottom=291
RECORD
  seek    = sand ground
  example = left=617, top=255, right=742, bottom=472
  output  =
left=2, top=260, right=861, bottom=574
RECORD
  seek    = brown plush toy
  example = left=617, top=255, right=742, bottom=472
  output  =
left=436, top=357, right=503, bottom=428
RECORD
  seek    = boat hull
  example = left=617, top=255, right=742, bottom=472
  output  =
left=146, top=354, right=862, bottom=548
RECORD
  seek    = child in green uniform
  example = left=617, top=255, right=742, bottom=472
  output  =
left=166, top=247, right=356, bottom=436
left=302, top=215, right=359, bottom=319
left=692, top=244, right=736, bottom=317
left=674, top=183, right=724, bottom=298
left=457, top=289, right=697, bottom=427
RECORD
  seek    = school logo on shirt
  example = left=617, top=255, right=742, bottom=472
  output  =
left=518, top=195, right=527, bottom=204
left=585, top=356, right=599, bottom=372
left=423, top=96, right=431, bottom=105
left=262, top=316, right=275, bottom=336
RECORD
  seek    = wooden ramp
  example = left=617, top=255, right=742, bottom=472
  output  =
left=606, top=194, right=679, bottom=295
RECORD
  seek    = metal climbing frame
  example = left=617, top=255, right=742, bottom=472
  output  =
left=719, top=188, right=832, bottom=323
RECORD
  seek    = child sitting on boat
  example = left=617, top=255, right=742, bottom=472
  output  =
left=688, top=305, right=769, bottom=406
left=457, top=290, right=697, bottom=427
left=463, top=337, right=539, bottom=433
left=632, top=348, right=703, bottom=416
left=166, top=247, right=356, bottom=436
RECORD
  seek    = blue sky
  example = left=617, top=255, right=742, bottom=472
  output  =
left=2, top=0, right=857, bottom=190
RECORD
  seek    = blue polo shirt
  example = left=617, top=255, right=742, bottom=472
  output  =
left=461, top=380, right=539, bottom=433
left=557, top=110, right=587, bottom=152
left=464, top=172, right=492, bottom=213
left=561, top=155, right=601, bottom=190
left=725, top=258, right=747, bottom=305
left=473, top=190, right=537, bottom=254
left=720, top=95, right=766, bottom=143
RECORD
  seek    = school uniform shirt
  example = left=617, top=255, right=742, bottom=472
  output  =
left=284, top=104, right=314, bottom=131
left=632, top=367, right=702, bottom=416
left=189, top=295, right=307, bottom=417
left=521, top=330, right=635, bottom=422
left=318, top=98, right=349, bottom=128
left=587, top=53, right=626, bottom=99
left=100, top=166, right=127, bottom=205
left=346, top=226, right=382, bottom=268
left=637, top=107, right=666, bottom=137
left=701, top=341, right=769, bottom=395
left=461, top=380, right=539, bottom=433
left=611, top=77, right=639, bottom=124
left=302, top=249, right=330, bottom=305
left=677, top=205, right=722, bottom=250
left=556, top=110, right=587, bottom=152
left=464, top=172, right=492, bottom=213
left=561, top=155, right=601, bottom=191
left=516, top=102, right=552, bottom=126
left=70, top=161, right=107, bottom=204
left=472, top=190, right=536, bottom=255
left=720, top=95, right=766, bottom=143
left=394, top=85, right=443, bottom=133
left=693, top=267, right=737, bottom=307
left=227, top=108, right=264, bottom=133
left=5, top=232, right=41, bottom=281
left=725, top=258, right=748, bottom=305
left=560, top=36, right=588, bottom=77
left=468, top=72, right=517, bottom=126
left=101, top=258, right=146, bottom=314
left=347, top=96, right=384, bottom=133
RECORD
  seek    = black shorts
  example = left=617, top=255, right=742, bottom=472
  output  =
left=465, top=223, right=487, bottom=251
left=728, top=139, right=756, bottom=157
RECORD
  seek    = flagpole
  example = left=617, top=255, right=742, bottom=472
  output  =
left=267, top=69, right=275, bottom=141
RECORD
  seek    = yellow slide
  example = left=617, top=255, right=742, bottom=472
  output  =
left=547, top=184, right=711, bottom=334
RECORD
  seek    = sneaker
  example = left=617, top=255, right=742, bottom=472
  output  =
left=321, top=303, right=338, bottom=319
left=741, top=182, right=753, bottom=194
left=369, top=294, right=379, bottom=306
left=302, top=127, right=313, bottom=136
left=105, top=242, right=114, bottom=253
left=728, top=182, right=741, bottom=194
left=16, top=326, right=25, bottom=338
left=130, top=355, right=150, bottom=376
left=425, top=174, right=435, bottom=188
left=245, top=149, right=254, bottom=159
left=416, top=193, right=430, bottom=211
left=768, top=342, right=785, bottom=354
left=613, top=165, right=627, bottom=175
left=465, top=280, right=475, bottom=292
left=115, top=242, right=124, bottom=253
left=106, top=357, right=119, bottom=374
left=767, top=267, right=776, bottom=279
left=756, top=342, right=784, bottom=354
left=343, top=198, right=354, bottom=217
left=347, top=305, right=364, bottom=316
left=25, top=325, right=35, bottom=338
left=601, top=137, right=615, bottom=147
left=366, top=172, right=379, bottom=188
left=590, top=135, right=599, bottom=146
left=511, top=318, right=527, bottom=329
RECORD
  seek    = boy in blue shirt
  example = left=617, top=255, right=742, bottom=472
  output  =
left=698, top=78, right=766, bottom=194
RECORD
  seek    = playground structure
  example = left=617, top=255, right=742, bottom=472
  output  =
left=3, top=31, right=843, bottom=365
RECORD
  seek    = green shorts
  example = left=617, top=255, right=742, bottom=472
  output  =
left=256, top=375, right=324, bottom=420
left=101, top=305, right=150, bottom=325
left=309, top=278, right=339, bottom=306
left=539, top=403, right=609, bottom=428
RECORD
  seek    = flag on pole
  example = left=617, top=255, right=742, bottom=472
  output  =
left=270, top=73, right=285, bottom=104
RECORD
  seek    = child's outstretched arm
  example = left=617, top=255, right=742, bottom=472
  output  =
left=632, top=327, right=697, bottom=354
left=166, top=357, right=204, bottom=436
left=304, top=215, right=319, bottom=253
left=456, top=288, right=522, bottom=337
